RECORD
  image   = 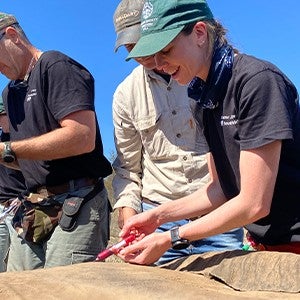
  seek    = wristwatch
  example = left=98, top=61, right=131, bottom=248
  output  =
left=170, top=226, right=190, bottom=250
left=2, top=141, right=16, bottom=163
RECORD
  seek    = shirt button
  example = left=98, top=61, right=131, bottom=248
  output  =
left=183, top=156, right=187, bottom=161
left=172, top=110, right=177, bottom=115
left=188, top=178, right=192, bottom=183
left=176, top=133, right=181, bottom=138
left=167, top=86, right=171, bottom=91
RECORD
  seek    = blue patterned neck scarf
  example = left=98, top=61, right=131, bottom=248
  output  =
left=188, top=43, right=234, bottom=109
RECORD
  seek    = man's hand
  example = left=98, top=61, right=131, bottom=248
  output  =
left=118, top=207, right=137, bottom=229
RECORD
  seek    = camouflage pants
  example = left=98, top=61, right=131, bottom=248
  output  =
left=5, top=186, right=110, bottom=271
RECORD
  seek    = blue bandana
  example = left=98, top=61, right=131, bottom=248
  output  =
left=188, top=43, right=234, bottom=109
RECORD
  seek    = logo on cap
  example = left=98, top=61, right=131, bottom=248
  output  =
left=141, top=1, right=155, bottom=31
left=142, top=1, right=153, bottom=19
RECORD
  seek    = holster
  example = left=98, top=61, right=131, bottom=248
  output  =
left=59, top=197, right=84, bottom=231
left=58, top=179, right=105, bottom=232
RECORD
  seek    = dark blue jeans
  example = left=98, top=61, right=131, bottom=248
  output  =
left=142, top=202, right=244, bottom=265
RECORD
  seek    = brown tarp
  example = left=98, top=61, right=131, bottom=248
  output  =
left=0, top=250, right=299, bottom=299
left=160, top=250, right=300, bottom=292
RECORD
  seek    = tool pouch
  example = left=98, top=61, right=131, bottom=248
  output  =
left=58, top=197, right=84, bottom=232
left=58, top=179, right=105, bottom=232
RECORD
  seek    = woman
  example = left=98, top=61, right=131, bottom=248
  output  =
left=118, top=0, right=300, bottom=265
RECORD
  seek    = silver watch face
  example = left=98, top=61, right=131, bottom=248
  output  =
left=2, top=142, right=16, bottom=163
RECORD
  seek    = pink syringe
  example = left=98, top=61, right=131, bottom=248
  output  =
left=95, top=234, right=136, bottom=261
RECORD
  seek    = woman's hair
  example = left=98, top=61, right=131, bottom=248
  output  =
left=182, top=20, right=238, bottom=54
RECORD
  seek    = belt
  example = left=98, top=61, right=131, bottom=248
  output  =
left=262, top=242, right=300, bottom=254
left=142, top=198, right=161, bottom=207
left=37, top=177, right=102, bottom=197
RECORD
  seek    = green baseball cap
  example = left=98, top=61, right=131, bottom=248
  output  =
left=126, top=0, right=214, bottom=61
left=0, top=12, right=18, bottom=31
left=0, top=96, right=5, bottom=115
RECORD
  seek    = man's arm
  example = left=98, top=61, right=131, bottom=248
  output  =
left=0, top=110, right=96, bottom=160
left=112, top=89, right=144, bottom=226
left=117, top=207, right=137, bottom=229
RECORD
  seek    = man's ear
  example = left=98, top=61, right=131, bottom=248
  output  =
left=4, top=26, right=19, bottom=43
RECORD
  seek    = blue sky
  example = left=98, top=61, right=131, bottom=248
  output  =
left=1, top=1, right=299, bottom=158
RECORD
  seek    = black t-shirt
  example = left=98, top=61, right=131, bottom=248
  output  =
left=0, top=131, right=26, bottom=203
left=0, top=165, right=26, bottom=203
left=203, top=54, right=300, bottom=245
left=3, top=51, right=112, bottom=191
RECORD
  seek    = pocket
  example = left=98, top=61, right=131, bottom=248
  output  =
left=71, top=251, right=98, bottom=264
left=135, top=113, right=171, bottom=159
left=180, top=100, right=209, bottom=153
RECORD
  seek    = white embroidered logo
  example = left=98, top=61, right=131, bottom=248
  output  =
left=142, top=1, right=153, bottom=20
left=220, top=114, right=238, bottom=126
left=141, top=1, right=156, bottom=31
left=26, top=89, right=37, bottom=102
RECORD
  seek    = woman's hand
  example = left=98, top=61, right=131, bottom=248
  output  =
left=119, top=209, right=159, bottom=239
left=118, top=231, right=171, bottom=265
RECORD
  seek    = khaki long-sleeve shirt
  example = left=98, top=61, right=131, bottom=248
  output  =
left=112, top=65, right=209, bottom=213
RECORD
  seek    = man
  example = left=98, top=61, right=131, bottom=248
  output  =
left=0, top=96, right=27, bottom=272
left=0, top=12, right=112, bottom=270
left=118, top=0, right=300, bottom=265
left=112, top=0, right=243, bottom=265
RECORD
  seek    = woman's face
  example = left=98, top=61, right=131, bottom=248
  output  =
left=153, top=22, right=210, bottom=85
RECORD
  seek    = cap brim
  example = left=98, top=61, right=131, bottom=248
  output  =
left=114, top=23, right=141, bottom=52
left=126, top=26, right=184, bottom=61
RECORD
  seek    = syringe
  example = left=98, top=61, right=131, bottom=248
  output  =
left=95, top=234, right=136, bottom=261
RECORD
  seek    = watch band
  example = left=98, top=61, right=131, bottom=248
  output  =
left=170, top=226, right=190, bottom=250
